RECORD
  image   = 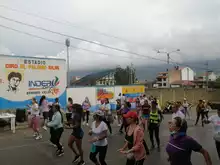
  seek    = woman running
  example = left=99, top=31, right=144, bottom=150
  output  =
left=102, top=98, right=113, bottom=135
left=39, top=95, right=49, bottom=130
left=141, top=100, right=151, bottom=131
left=47, top=104, right=64, bottom=156
left=182, top=98, right=191, bottom=119
left=119, top=101, right=131, bottom=134
left=66, top=97, right=73, bottom=127
left=204, top=108, right=220, bottom=159
left=89, top=110, right=108, bottom=165
left=166, top=116, right=212, bottom=165
left=119, top=111, right=146, bottom=165
left=28, top=98, right=42, bottom=140
left=68, top=103, right=85, bottom=165
left=148, top=101, right=163, bottom=151
left=82, top=97, right=91, bottom=126
left=195, top=100, right=205, bottom=127
left=135, top=97, right=142, bottom=119
left=116, top=99, right=122, bottom=126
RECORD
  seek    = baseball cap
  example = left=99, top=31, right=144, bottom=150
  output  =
left=123, top=111, right=138, bottom=119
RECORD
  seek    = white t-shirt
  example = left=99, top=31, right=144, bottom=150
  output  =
left=31, top=103, right=39, bottom=116
left=140, top=98, right=145, bottom=106
left=208, top=115, right=220, bottom=135
left=121, top=96, right=126, bottom=104
left=182, top=102, right=189, bottom=108
left=91, top=121, right=108, bottom=146
left=104, top=103, right=111, bottom=115
left=172, top=110, right=185, bottom=120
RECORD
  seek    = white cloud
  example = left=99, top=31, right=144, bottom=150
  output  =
left=0, top=0, right=220, bottom=70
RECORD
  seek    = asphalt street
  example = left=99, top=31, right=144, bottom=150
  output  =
left=0, top=111, right=219, bottom=165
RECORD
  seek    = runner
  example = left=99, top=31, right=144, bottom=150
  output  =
left=116, top=99, right=122, bottom=127
left=166, top=116, right=212, bottom=165
left=82, top=97, right=91, bottom=126
left=89, top=110, right=108, bottom=165
left=195, top=100, right=205, bottom=127
left=68, top=103, right=85, bottom=165
left=119, top=101, right=131, bottom=134
left=140, top=100, right=151, bottom=131
left=135, top=97, right=142, bottom=118
left=66, top=97, right=73, bottom=127
left=39, top=95, right=49, bottom=130
left=102, top=98, right=113, bottom=135
left=47, top=104, right=64, bottom=156
left=27, top=97, right=42, bottom=140
left=148, top=101, right=163, bottom=151
left=204, top=101, right=211, bottom=120
left=204, top=108, right=220, bottom=159
left=182, top=98, right=191, bottom=119
left=172, top=102, right=185, bottom=120
left=118, top=111, right=146, bottom=165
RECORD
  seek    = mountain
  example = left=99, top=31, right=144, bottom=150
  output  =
left=69, top=59, right=220, bottom=81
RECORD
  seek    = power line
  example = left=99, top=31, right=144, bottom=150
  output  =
left=0, top=15, right=174, bottom=63
left=0, top=24, right=149, bottom=61
left=0, top=4, right=136, bottom=45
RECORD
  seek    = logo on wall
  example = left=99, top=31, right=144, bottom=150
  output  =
left=6, top=71, right=23, bottom=93
left=28, top=76, right=60, bottom=96
left=96, top=88, right=114, bottom=100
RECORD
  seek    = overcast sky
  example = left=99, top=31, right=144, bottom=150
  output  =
left=0, top=0, right=220, bottom=70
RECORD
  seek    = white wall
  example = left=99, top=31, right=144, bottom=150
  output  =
left=208, top=73, right=217, bottom=81
left=181, top=67, right=194, bottom=81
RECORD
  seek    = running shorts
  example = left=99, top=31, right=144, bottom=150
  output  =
left=43, top=111, right=49, bottom=120
left=71, top=127, right=84, bottom=139
left=142, top=114, right=150, bottom=119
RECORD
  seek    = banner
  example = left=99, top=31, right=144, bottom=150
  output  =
left=122, top=86, right=145, bottom=103
left=0, top=55, right=66, bottom=109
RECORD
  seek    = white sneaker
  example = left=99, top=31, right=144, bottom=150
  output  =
left=118, top=124, right=121, bottom=127
left=43, top=126, right=47, bottom=130
left=35, top=135, right=42, bottom=140
left=86, top=123, right=89, bottom=126
left=33, top=133, right=37, bottom=137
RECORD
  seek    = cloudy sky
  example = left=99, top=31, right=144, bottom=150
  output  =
left=0, top=0, right=220, bottom=70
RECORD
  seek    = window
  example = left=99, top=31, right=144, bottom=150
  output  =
left=163, top=78, right=166, bottom=81
left=163, top=83, right=166, bottom=86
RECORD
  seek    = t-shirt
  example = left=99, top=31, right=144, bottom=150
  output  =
left=166, top=136, right=202, bottom=165
left=31, top=103, right=39, bottom=116
left=182, top=102, right=189, bottom=108
left=208, top=115, right=220, bottom=135
left=172, top=110, right=185, bottom=120
left=82, top=102, right=90, bottom=111
left=72, top=112, right=81, bottom=128
left=91, top=121, right=108, bottom=146
left=142, top=104, right=151, bottom=115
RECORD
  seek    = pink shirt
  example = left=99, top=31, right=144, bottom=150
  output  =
left=132, top=126, right=146, bottom=161
left=41, top=100, right=49, bottom=112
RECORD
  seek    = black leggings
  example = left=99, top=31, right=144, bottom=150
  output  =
left=103, top=119, right=112, bottom=134
left=90, top=145, right=108, bottom=165
left=50, top=127, right=63, bottom=150
left=82, top=111, right=90, bottom=123
left=126, top=159, right=145, bottom=165
left=195, top=111, right=205, bottom=126
left=148, top=124, right=160, bottom=147
left=215, top=141, right=220, bottom=159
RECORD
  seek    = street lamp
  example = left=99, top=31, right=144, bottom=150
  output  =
left=65, top=39, right=70, bottom=87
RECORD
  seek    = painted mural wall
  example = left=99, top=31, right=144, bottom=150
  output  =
left=0, top=55, right=67, bottom=110
left=67, top=85, right=145, bottom=112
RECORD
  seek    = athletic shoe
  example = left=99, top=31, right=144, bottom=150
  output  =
left=57, top=150, right=64, bottom=157
left=35, top=135, right=42, bottom=140
left=72, top=155, right=80, bottom=163
left=33, top=133, right=37, bottom=137
left=43, top=126, right=47, bottom=130
left=77, top=161, right=85, bottom=165
left=86, top=123, right=89, bottom=126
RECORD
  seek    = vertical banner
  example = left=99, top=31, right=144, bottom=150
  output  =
left=0, top=55, right=66, bottom=110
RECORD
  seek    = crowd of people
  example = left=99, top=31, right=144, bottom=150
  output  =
left=25, top=94, right=220, bottom=165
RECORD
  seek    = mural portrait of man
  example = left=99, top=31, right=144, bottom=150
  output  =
left=7, top=72, right=22, bottom=93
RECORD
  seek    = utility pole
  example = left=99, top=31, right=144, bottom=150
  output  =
left=65, top=39, right=70, bottom=87
left=157, top=49, right=180, bottom=88
left=130, top=63, right=133, bottom=84
left=205, top=61, right=209, bottom=91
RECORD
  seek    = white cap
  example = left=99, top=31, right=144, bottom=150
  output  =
left=93, top=110, right=104, bottom=117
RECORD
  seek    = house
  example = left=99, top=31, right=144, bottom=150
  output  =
left=72, top=69, right=116, bottom=86
left=196, top=71, right=217, bottom=82
left=154, top=66, right=195, bottom=88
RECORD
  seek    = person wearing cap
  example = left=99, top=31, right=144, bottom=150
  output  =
left=204, top=108, right=220, bottom=159
left=148, top=101, right=163, bottom=151
left=118, top=111, right=146, bottom=165
left=195, top=100, right=205, bottom=127
left=172, top=102, right=185, bottom=120
left=89, top=110, right=108, bottom=165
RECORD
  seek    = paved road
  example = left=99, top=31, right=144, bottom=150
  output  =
left=0, top=111, right=219, bottom=165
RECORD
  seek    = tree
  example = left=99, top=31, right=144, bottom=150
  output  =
left=217, top=77, right=220, bottom=82
left=114, top=65, right=136, bottom=85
